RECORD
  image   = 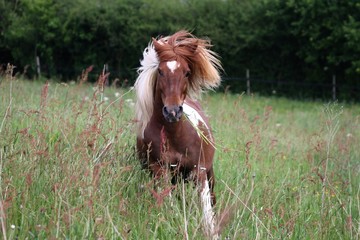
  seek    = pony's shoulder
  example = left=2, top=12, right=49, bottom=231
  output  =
left=184, top=98, right=201, bottom=111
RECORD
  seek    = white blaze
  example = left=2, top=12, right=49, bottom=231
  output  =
left=166, top=60, right=180, bottom=73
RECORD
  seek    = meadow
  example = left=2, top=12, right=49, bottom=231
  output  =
left=0, top=70, right=359, bottom=239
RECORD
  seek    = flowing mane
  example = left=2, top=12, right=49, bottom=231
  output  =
left=134, top=30, right=222, bottom=137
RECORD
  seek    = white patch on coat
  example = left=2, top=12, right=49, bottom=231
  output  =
left=183, top=103, right=212, bottom=140
left=166, top=60, right=180, bottom=73
left=201, top=180, right=218, bottom=239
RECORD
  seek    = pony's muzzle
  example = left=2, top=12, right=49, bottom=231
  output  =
left=163, top=105, right=183, bottom=122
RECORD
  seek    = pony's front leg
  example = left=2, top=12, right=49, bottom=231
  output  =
left=192, top=168, right=218, bottom=239
left=149, top=163, right=175, bottom=206
left=149, top=162, right=167, bottom=180
left=207, top=167, right=216, bottom=206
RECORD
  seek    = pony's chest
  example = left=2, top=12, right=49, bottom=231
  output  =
left=143, top=125, right=200, bottom=167
left=161, top=134, right=198, bottom=157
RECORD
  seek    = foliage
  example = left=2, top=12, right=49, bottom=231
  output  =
left=1, top=0, right=62, bottom=76
left=0, top=0, right=359, bottom=98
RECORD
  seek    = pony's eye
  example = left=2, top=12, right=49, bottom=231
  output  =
left=185, top=71, right=191, bottom=78
left=158, top=68, right=164, bottom=76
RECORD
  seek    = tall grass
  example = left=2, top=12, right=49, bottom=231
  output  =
left=0, top=70, right=359, bottom=239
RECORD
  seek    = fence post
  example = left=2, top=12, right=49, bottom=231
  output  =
left=332, top=74, right=336, bottom=101
left=246, top=69, right=250, bottom=95
left=103, top=64, right=109, bottom=86
left=36, top=56, right=41, bottom=77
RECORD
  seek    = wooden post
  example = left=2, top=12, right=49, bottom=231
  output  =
left=104, top=64, right=109, bottom=86
left=332, top=74, right=336, bottom=101
left=246, top=69, right=250, bottom=95
left=36, top=56, right=41, bottom=77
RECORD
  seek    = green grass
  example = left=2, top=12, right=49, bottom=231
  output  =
left=0, top=74, right=359, bottom=239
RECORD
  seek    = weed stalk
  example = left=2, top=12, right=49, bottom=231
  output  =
left=321, top=103, right=342, bottom=222
left=0, top=149, right=7, bottom=240
left=182, top=180, right=189, bottom=240
left=0, top=64, right=14, bottom=134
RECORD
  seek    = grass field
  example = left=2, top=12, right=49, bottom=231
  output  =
left=0, top=71, right=359, bottom=239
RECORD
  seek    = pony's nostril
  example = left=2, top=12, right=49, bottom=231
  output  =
left=163, top=106, right=169, bottom=116
left=177, top=106, right=183, bottom=117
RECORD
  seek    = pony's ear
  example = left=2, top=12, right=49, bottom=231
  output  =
left=152, top=37, right=158, bottom=45
left=152, top=37, right=163, bottom=52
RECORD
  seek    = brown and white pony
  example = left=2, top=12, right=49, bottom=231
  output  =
left=134, top=30, right=221, bottom=238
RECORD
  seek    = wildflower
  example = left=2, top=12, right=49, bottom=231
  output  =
left=125, top=99, right=135, bottom=106
left=346, top=133, right=353, bottom=138
left=276, top=123, right=281, bottom=128
left=84, top=96, right=89, bottom=101
left=115, top=92, right=121, bottom=98
left=104, top=97, right=109, bottom=101
left=11, top=224, right=15, bottom=229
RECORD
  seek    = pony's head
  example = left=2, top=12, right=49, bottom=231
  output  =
left=152, top=34, right=194, bottom=122
left=135, top=31, right=222, bottom=135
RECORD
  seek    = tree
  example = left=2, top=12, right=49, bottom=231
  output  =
left=3, top=0, right=62, bottom=76
left=290, top=0, right=360, bottom=82
left=1, top=0, right=359, bottom=100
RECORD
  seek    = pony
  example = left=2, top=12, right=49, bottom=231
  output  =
left=134, top=30, right=222, bottom=238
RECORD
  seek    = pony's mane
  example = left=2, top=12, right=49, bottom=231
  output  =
left=134, top=30, right=222, bottom=137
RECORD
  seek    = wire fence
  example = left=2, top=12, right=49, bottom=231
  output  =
left=42, top=69, right=360, bottom=102
left=1, top=63, right=359, bottom=101
left=221, top=75, right=360, bottom=102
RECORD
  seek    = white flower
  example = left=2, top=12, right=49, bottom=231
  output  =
left=276, top=123, right=281, bottom=128
left=346, top=133, right=353, bottom=138
left=84, top=96, right=89, bottom=101
left=125, top=99, right=134, bottom=107
left=11, top=224, right=15, bottom=229
left=104, top=97, right=109, bottom=101
left=114, top=92, right=120, bottom=98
